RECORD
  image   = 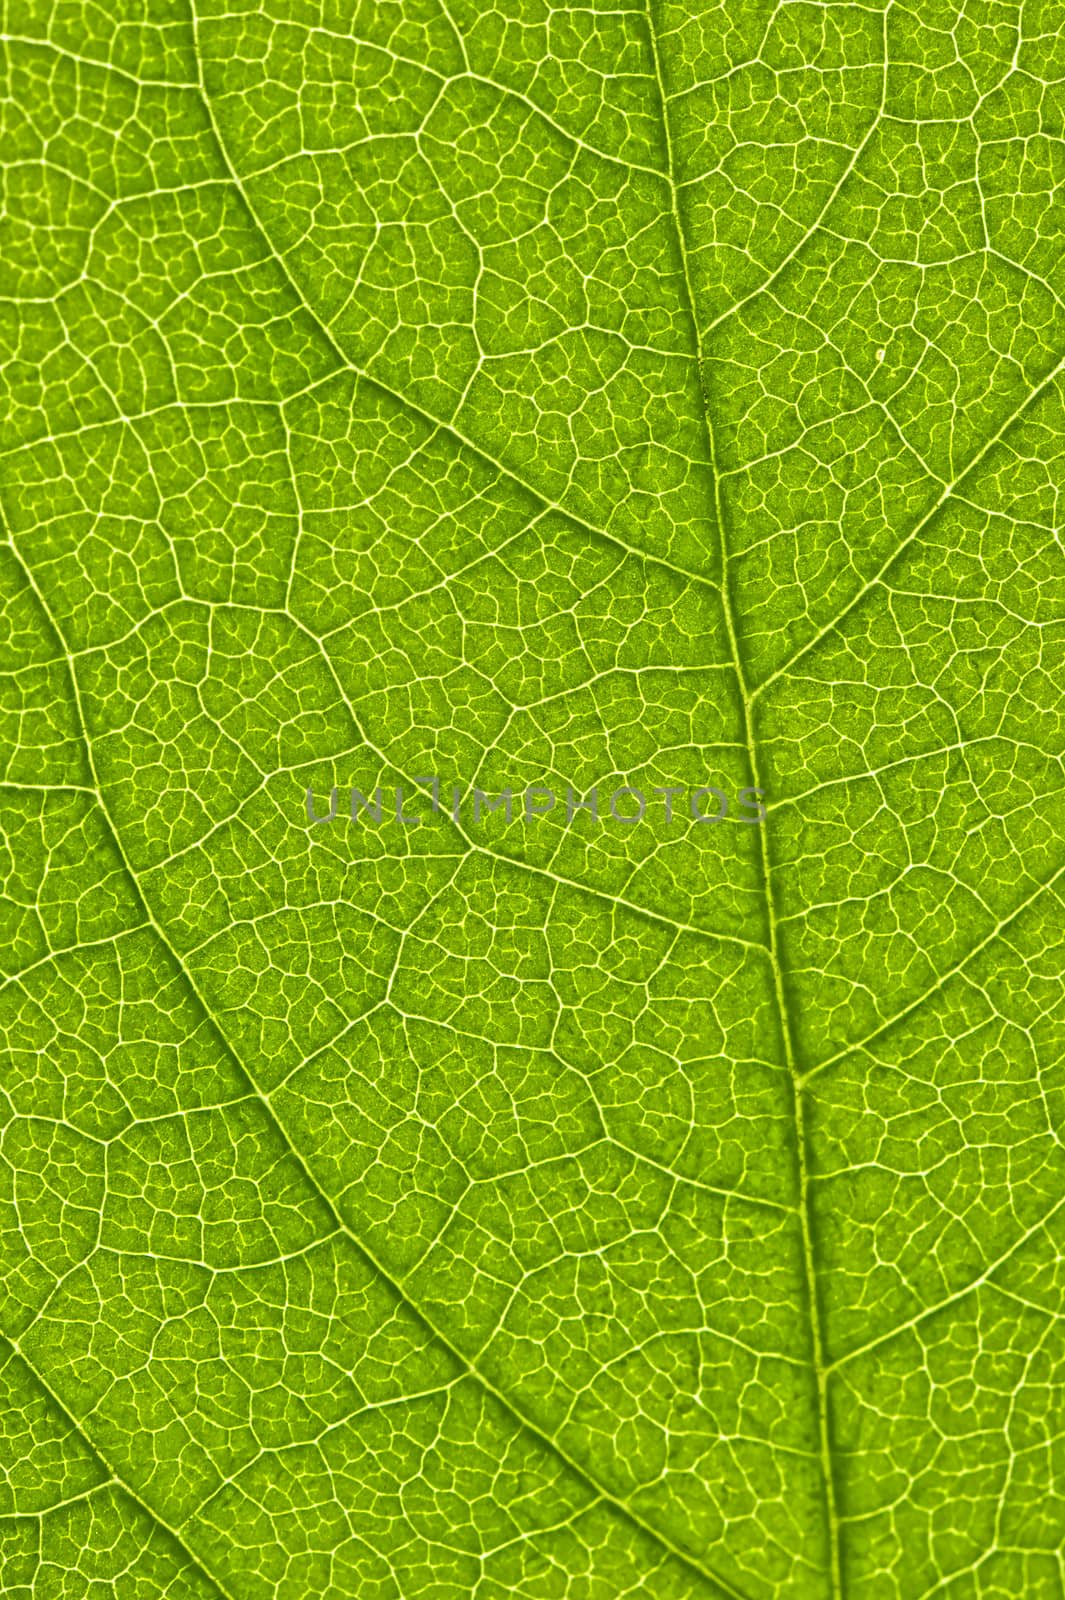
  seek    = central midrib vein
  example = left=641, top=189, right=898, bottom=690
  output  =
left=641, top=5, right=845, bottom=1596
left=183, top=0, right=843, bottom=1585
left=11, top=7, right=837, bottom=1594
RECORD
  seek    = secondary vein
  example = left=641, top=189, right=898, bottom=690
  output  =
left=4, top=520, right=758, bottom=1600
left=0, top=1334, right=238, bottom=1600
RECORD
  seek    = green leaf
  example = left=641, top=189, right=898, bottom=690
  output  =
left=1, top=2, right=1063, bottom=1598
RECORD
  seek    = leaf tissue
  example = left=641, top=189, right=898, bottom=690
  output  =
left=0, top=1, right=1062, bottom=1597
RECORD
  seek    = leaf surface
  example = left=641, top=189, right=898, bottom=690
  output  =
left=1, top=2, right=1063, bottom=1597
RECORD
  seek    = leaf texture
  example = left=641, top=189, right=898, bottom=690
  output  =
left=0, top=1, right=1063, bottom=1597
